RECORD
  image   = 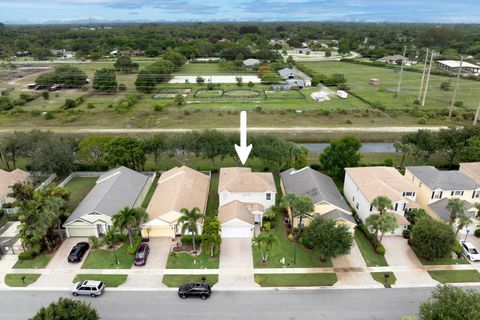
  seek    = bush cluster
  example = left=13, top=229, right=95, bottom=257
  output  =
left=356, top=224, right=385, bottom=255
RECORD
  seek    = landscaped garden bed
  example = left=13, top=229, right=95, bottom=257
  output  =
left=254, top=273, right=338, bottom=287
left=371, top=272, right=396, bottom=286
left=162, top=274, right=218, bottom=287
left=166, top=251, right=219, bottom=269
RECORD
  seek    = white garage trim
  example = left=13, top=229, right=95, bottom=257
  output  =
left=221, top=218, right=255, bottom=238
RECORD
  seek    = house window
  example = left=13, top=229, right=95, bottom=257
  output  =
left=394, top=203, right=398, bottom=211
left=352, top=196, right=355, bottom=202
left=474, top=191, right=480, bottom=198
left=403, top=192, right=414, bottom=197
left=452, top=190, right=464, bottom=196
left=356, top=203, right=359, bottom=210
left=369, top=204, right=373, bottom=212
left=266, top=193, right=272, bottom=201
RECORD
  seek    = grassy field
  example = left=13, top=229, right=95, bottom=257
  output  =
left=354, top=230, right=388, bottom=267
left=162, top=275, right=218, bottom=287
left=428, top=270, right=480, bottom=283
left=299, top=61, right=480, bottom=112
left=13, top=253, right=52, bottom=269
left=82, top=242, right=134, bottom=269
left=4, top=273, right=41, bottom=287
left=371, top=272, right=396, bottom=286
left=63, top=177, right=97, bottom=211
left=73, top=274, right=128, bottom=287
left=166, top=251, right=219, bottom=269
left=254, top=273, right=338, bottom=287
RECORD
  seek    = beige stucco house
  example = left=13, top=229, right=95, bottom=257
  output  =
left=142, top=166, right=210, bottom=239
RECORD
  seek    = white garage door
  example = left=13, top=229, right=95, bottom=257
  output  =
left=221, top=226, right=253, bottom=238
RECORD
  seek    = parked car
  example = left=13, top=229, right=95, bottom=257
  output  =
left=72, top=280, right=105, bottom=298
left=178, top=283, right=212, bottom=300
left=67, top=242, right=90, bottom=263
left=133, top=243, right=150, bottom=266
left=461, top=241, right=480, bottom=262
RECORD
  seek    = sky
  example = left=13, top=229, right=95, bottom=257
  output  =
left=0, top=0, right=479, bottom=24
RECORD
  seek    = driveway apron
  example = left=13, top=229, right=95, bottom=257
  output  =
left=217, top=238, right=258, bottom=288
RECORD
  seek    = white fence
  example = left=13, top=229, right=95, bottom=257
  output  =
left=58, top=171, right=103, bottom=188
left=34, top=173, right=57, bottom=191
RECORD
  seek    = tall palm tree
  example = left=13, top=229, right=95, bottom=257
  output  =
left=371, top=196, right=394, bottom=216
left=112, top=207, right=138, bottom=247
left=281, top=193, right=314, bottom=229
left=178, top=207, right=204, bottom=253
left=456, top=211, right=471, bottom=237
left=446, top=198, right=464, bottom=225
left=252, top=231, right=278, bottom=263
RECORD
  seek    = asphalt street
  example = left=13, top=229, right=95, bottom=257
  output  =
left=3, top=287, right=479, bottom=320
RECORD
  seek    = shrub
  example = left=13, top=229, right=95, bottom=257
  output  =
left=118, top=83, right=127, bottom=91
left=453, top=241, right=462, bottom=258
left=454, top=100, right=464, bottom=107
left=153, top=104, right=163, bottom=112
left=87, top=103, right=95, bottom=109
left=42, top=91, right=49, bottom=100
left=383, top=158, right=394, bottom=167
left=417, top=117, right=427, bottom=125
left=411, top=218, right=456, bottom=260
left=375, top=244, right=385, bottom=256
left=345, top=119, right=353, bottom=125
left=300, top=235, right=314, bottom=249
left=206, top=83, right=215, bottom=90
left=42, top=111, right=53, bottom=120
left=475, top=229, right=480, bottom=238
left=402, top=229, right=411, bottom=239
left=262, top=221, right=271, bottom=231
left=18, top=252, right=33, bottom=260
left=63, top=99, right=77, bottom=109
left=180, top=234, right=202, bottom=245
left=247, top=81, right=254, bottom=87
left=287, top=233, right=295, bottom=242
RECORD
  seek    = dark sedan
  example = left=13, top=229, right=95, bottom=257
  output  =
left=133, top=243, right=150, bottom=266
left=67, top=242, right=90, bottom=263
left=178, top=283, right=211, bottom=300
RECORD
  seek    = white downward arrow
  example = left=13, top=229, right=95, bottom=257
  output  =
left=235, top=111, right=252, bottom=165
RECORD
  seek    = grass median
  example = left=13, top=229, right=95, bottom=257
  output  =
left=162, top=275, right=218, bottom=287
left=73, top=274, right=128, bottom=287
left=82, top=243, right=133, bottom=269
left=13, top=253, right=52, bottom=269
left=371, top=272, right=396, bottom=286
left=354, top=230, right=388, bottom=267
left=4, top=274, right=41, bottom=287
left=254, top=273, right=338, bottom=287
left=428, top=270, right=480, bottom=283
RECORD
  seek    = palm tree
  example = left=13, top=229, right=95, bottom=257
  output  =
left=112, top=207, right=138, bottom=247
left=446, top=198, right=464, bottom=225
left=281, top=193, right=314, bottom=230
left=252, top=232, right=278, bottom=263
left=178, top=207, right=204, bottom=253
left=394, top=142, right=414, bottom=168
left=456, top=212, right=471, bottom=237
left=371, top=196, right=394, bottom=216
left=202, top=217, right=221, bottom=257
left=100, top=227, right=122, bottom=249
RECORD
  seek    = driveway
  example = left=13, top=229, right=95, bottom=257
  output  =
left=217, top=238, right=258, bottom=288
left=333, top=241, right=367, bottom=269
left=382, top=237, right=436, bottom=286
left=135, top=237, right=171, bottom=270
left=47, top=237, right=90, bottom=269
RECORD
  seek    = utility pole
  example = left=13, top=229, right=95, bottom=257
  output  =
left=417, top=48, right=429, bottom=101
left=449, top=57, right=463, bottom=118
left=396, top=46, right=407, bottom=98
left=421, top=50, right=434, bottom=107
left=474, top=101, right=480, bottom=126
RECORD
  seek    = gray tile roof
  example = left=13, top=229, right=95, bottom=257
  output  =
left=280, top=167, right=350, bottom=212
left=322, top=209, right=356, bottom=224
left=428, top=198, right=478, bottom=223
left=407, top=166, right=480, bottom=190
left=64, top=167, right=149, bottom=225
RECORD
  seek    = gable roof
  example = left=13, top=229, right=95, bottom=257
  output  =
left=428, top=198, right=478, bottom=223
left=243, top=58, right=260, bottom=66
left=0, top=169, right=31, bottom=201
left=145, top=166, right=210, bottom=224
left=63, top=167, right=149, bottom=225
left=280, top=167, right=350, bottom=212
left=346, top=166, right=417, bottom=203
left=218, top=167, right=276, bottom=193
left=218, top=200, right=261, bottom=225
left=322, top=209, right=355, bottom=224
left=407, top=166, right=480, bottom=190
left=459, top=162, right=480, bottom=183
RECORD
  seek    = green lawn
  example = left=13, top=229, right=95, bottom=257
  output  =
left=206, top=173, right=219, bottom=216
left=166, top=251, right=219, bottom=269
left=253, top=197, right=332, bottom=268
left=141, top=176, right=159, bottom=208
left=428, top=270, right=480, bottom=283
left=254, top=273, right=338, bottom=287
left=162, top=275, right=218, bottom=287
left=73, top=274, right=128, bottom=287
left=13, top=253, right=52, bottom=269
left=64, top=177, right=97, bottom=211
left=82, top=242, right=134, bottom=269
left=371, top=272, right=397, bottom=286
left=354, top=230, right=388, bottom=267
left=412, top=248, right=470, bottom=266
left=4, top=274, right=41, bottom=287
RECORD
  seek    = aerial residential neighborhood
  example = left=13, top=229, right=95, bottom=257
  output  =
left=1, top=1, right=480, bottom=319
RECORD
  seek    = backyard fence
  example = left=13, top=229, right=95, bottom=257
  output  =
left=34, top=173, right=57, bottom=191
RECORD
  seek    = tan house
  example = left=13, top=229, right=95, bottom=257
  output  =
left=0, top=169, right=32, bottom=205
left=344, top=167, right=418, bottom=235
left=218, top=167, right=275, bottom=238
left=459, top=162, right=480, bottom=184
left=405, top=166, right=480, bottom=208
left=142, top=166, right=210, bottom=238
left=280, top=167, right=355, bottom=232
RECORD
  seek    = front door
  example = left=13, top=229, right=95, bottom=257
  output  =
left=96, top=223, right=107, bottom=236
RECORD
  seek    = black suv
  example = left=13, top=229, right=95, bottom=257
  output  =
left=178, top=283, right=212, bottom=300
left=67, top=242, right=90, bottom=263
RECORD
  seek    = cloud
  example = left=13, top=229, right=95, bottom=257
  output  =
left=153, top=1, right=219, bottom=14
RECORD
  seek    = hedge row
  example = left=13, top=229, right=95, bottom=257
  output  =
left=356, top=224, right=385, bottom=256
